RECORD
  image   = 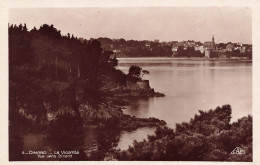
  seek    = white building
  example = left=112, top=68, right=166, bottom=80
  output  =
left=172, top=46, right=178, bottom=52
left=205, top=49, right=210, bottom=58
left=195, top=45, right=205, bottom=54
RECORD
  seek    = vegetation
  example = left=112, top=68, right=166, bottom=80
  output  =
left=9, top=24, right=252, bottom=161
left=176, top=46, right=203, bottom=57
left=128, top=65, right=142, bottom=78
left=97, top=37, right=252, bottom=59
left=226, top=49, right=252, bottom=59
left=9, top=23, right=164, bottom=133
left=126, top=65, right=150, bottom=83
left=97, top=37, right=173, bottom=57
left=9, top=23, right=126, bottom=128
left=116, top=105, right=252, bottom=161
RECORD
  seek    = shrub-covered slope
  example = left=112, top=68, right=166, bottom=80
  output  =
left=116, top=105, right=252, bottom=161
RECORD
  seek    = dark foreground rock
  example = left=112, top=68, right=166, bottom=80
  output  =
left=119, top=115, right=166, bottom=130
left=107, top=80, right=165, bottom=97
left=79, top=103, right=166, bottom=129
left=15, top=101, right=166, bottom=131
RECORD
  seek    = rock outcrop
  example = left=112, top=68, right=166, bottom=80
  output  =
left=109, top=80, right=165, bottom=97
left=16, top=101, right=166, bottom=130
left=12, top=78, right=165, bottom=130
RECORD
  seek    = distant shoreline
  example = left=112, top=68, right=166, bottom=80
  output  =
left=117, top=57, right=252, bottom=62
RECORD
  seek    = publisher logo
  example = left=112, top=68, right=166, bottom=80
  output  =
left=231, top=147, right=245, bottom=154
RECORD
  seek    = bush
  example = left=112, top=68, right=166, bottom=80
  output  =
left=116, top=105, right=252, bottom=161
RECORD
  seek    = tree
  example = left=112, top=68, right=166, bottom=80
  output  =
left=186, top=47, right=196, bottom=57
left=128, top=65, right=142, bottom=78
left=18, top=23, right=23, bottom=31
left=109, top=56, right=118, bottom=67
left=116, top=105, right=252, bottom=161
left=103, top=50, right=114, bottom=62
left=23, top=23, right=28, bottom=32
left=217, top=43, right=227, bottom=49
left=177, top=46, right=185, bottom=57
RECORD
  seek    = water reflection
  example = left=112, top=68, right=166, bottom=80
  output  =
left=123, top=97, right=150, bottom=117
left=9, top=58, right=252, bottom=160
left=10, top=124, right=154, bottom=161
left=117, top=127, right=156, bottom=151
left=9, top=126, right=122, bottom=161
left=118, top=58, right=252, bottom=128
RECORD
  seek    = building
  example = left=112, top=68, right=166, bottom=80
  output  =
left=172, top=46, right=178, bottom=52
left=204, top=41, right=212, bottom=50
left=145, top=42, right=151, bottom=47
left=171, top=42, right=179, bottom=56
left=204, top=35, right=216, bottom=50
left=171, top=45, right=178, bottom=57
left=195, top=45, right=205, bottom=54
left=205, top=50, right=210, bottom=58
left=203, top=35, right=216, bottom=57
left=212, top=35, right=216, bottom=49
left=226, top=44, right=234, bottom=51
left=240, top=46, right=246, bottom=53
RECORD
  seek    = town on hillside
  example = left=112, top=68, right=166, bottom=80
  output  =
left=94, top=36, right=252, bottom=59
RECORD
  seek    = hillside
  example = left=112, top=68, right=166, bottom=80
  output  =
left=9, top=23, right=165, bottom=132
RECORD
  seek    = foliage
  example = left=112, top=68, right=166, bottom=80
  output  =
left=176, top=46, right=203, bottom=57
left=116, top=105, right=252, bottom=161
left=128, top=65, right=142, bottom=78
left=226, top=49, right=252, bottom=59
left=9, top=23, right=124, bottom=124
left=97, top=37, right=253, bottom=58
left=217, top=43, right=227, bottom=49
left=97, top=37, right=173, bottom=57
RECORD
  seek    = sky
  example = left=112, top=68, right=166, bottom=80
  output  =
left=9, top=7, right=252, bottom=44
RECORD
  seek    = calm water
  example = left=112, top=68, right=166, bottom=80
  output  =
left=117, top=58, right=252, bottom=127
left=10, top=58, right=252, bottom=160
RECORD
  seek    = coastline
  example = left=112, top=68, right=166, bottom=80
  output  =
left=8, top=23, right=252, bottom=161
left=117, top=57, right=252, bottom=62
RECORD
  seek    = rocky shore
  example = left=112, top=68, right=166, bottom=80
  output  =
left=17, top=101, right=166, bottom=131
left=14, top=79, right=166, bottom=131
left=8, top=22, right=166, bottom=138
left=9, top=25, right=167, bottom=161
left=104, top=79, right=165, bottom=97
left=78, top=102, right=166, bottom=130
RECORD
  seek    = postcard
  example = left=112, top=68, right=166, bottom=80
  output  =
left=0, top=0, right=260, bottom=164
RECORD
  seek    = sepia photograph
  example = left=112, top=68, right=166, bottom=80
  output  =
left=6, top=5, right=255, bottom=162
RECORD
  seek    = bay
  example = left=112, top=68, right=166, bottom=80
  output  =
left=11, top=58, right=252, bottom=159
